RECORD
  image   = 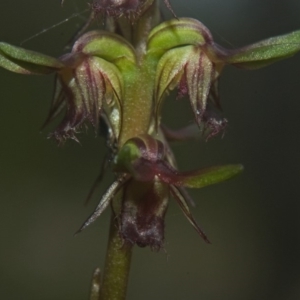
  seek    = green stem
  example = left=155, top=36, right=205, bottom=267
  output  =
left=97, top=2, right=161, bottom=299
left=99, top=215, right=133, bottom=300
left=119, top=62, right=155, bottom=146
left=118, top=0, right=160, bottom=146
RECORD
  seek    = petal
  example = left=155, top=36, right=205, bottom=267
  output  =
left=147, top=18, right=212, bottom=57
left=154, top=45, right=194, bottom=127
left=73, top=30, right=137, bottom=73
left=92, top=57, right=124, bottom=138
left=0, top=42, right=64, bottom=74
left=42, top=75, right=67, bottom=129
left=154, top=45, right=215, bottom=129
left=185, top=48, right=215, bottom=126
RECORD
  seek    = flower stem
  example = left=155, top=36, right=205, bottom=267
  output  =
left=97, top=3, right=160, bottom=299
left=98, top=215, right=133, bottom=300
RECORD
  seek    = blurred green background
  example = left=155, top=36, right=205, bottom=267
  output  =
left=1, top=1, right=300, bottom=299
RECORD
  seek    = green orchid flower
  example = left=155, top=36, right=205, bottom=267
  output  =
left=146, top=18, right=300, bottom=135
left=77, top=134, right=243, bottom=249
left=47, top=30, right=136, bottom=141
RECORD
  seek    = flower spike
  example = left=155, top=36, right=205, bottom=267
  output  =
left=1, top=12, right=300, bottom=253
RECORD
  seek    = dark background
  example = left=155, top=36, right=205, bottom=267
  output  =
left=1, top=1, right=300, bottom=299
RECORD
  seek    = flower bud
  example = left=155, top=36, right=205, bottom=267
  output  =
left=91, top=0, right=146, bottom=19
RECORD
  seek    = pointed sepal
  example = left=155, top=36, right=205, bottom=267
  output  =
left=76, top=174, right=130, bottom=234
left=173, top=164, right=244, bottom=188
left=147, top=18, right=212, bottom=58
left=219, top=30, right=300, bottom=69
left=170, top=185, right=210, bottom=243
left=0, top=42, right=64, bottom=74
left=75, top=30, right=137, bottom=73
left=114, top=135, right=243, bottom=189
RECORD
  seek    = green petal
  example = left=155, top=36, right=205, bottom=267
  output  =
left=147, top=18, right=212, bottom=58
left=0, top=42, right=64, bottom=74
left=185, top=48, right=215, bottom=126
left=92, top=57, right=124, bottom=137
left=178, top=164, right=243, bottom=188
left=154, top=45, right=194, bottom=126
left=42, top=75, right=67, bottom=129
left=92, top=57, right=123, bottom=104
left=223, top=30, right=300, bottom=69
left=73, top=31, right=137, bottom=73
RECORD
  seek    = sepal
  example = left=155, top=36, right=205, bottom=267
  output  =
left=220, top=30, right=300, bottom=69
left=74, top=31, right=137, bottom=73
left=76, top=174, right=130, bottom=233
left=114, top=135, right=243, bottom=188
left=172, top=164, right=244, bottom=188
left=170, top=185, right=210, bottom=243
left=0, top=42, right=64, bottom=74
left=147, top=18, right=212, bottom=58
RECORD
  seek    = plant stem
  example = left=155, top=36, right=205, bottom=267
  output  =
left=97, top=3, right=160, bottom=299
left=99, top=215, right=133, bottom=300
